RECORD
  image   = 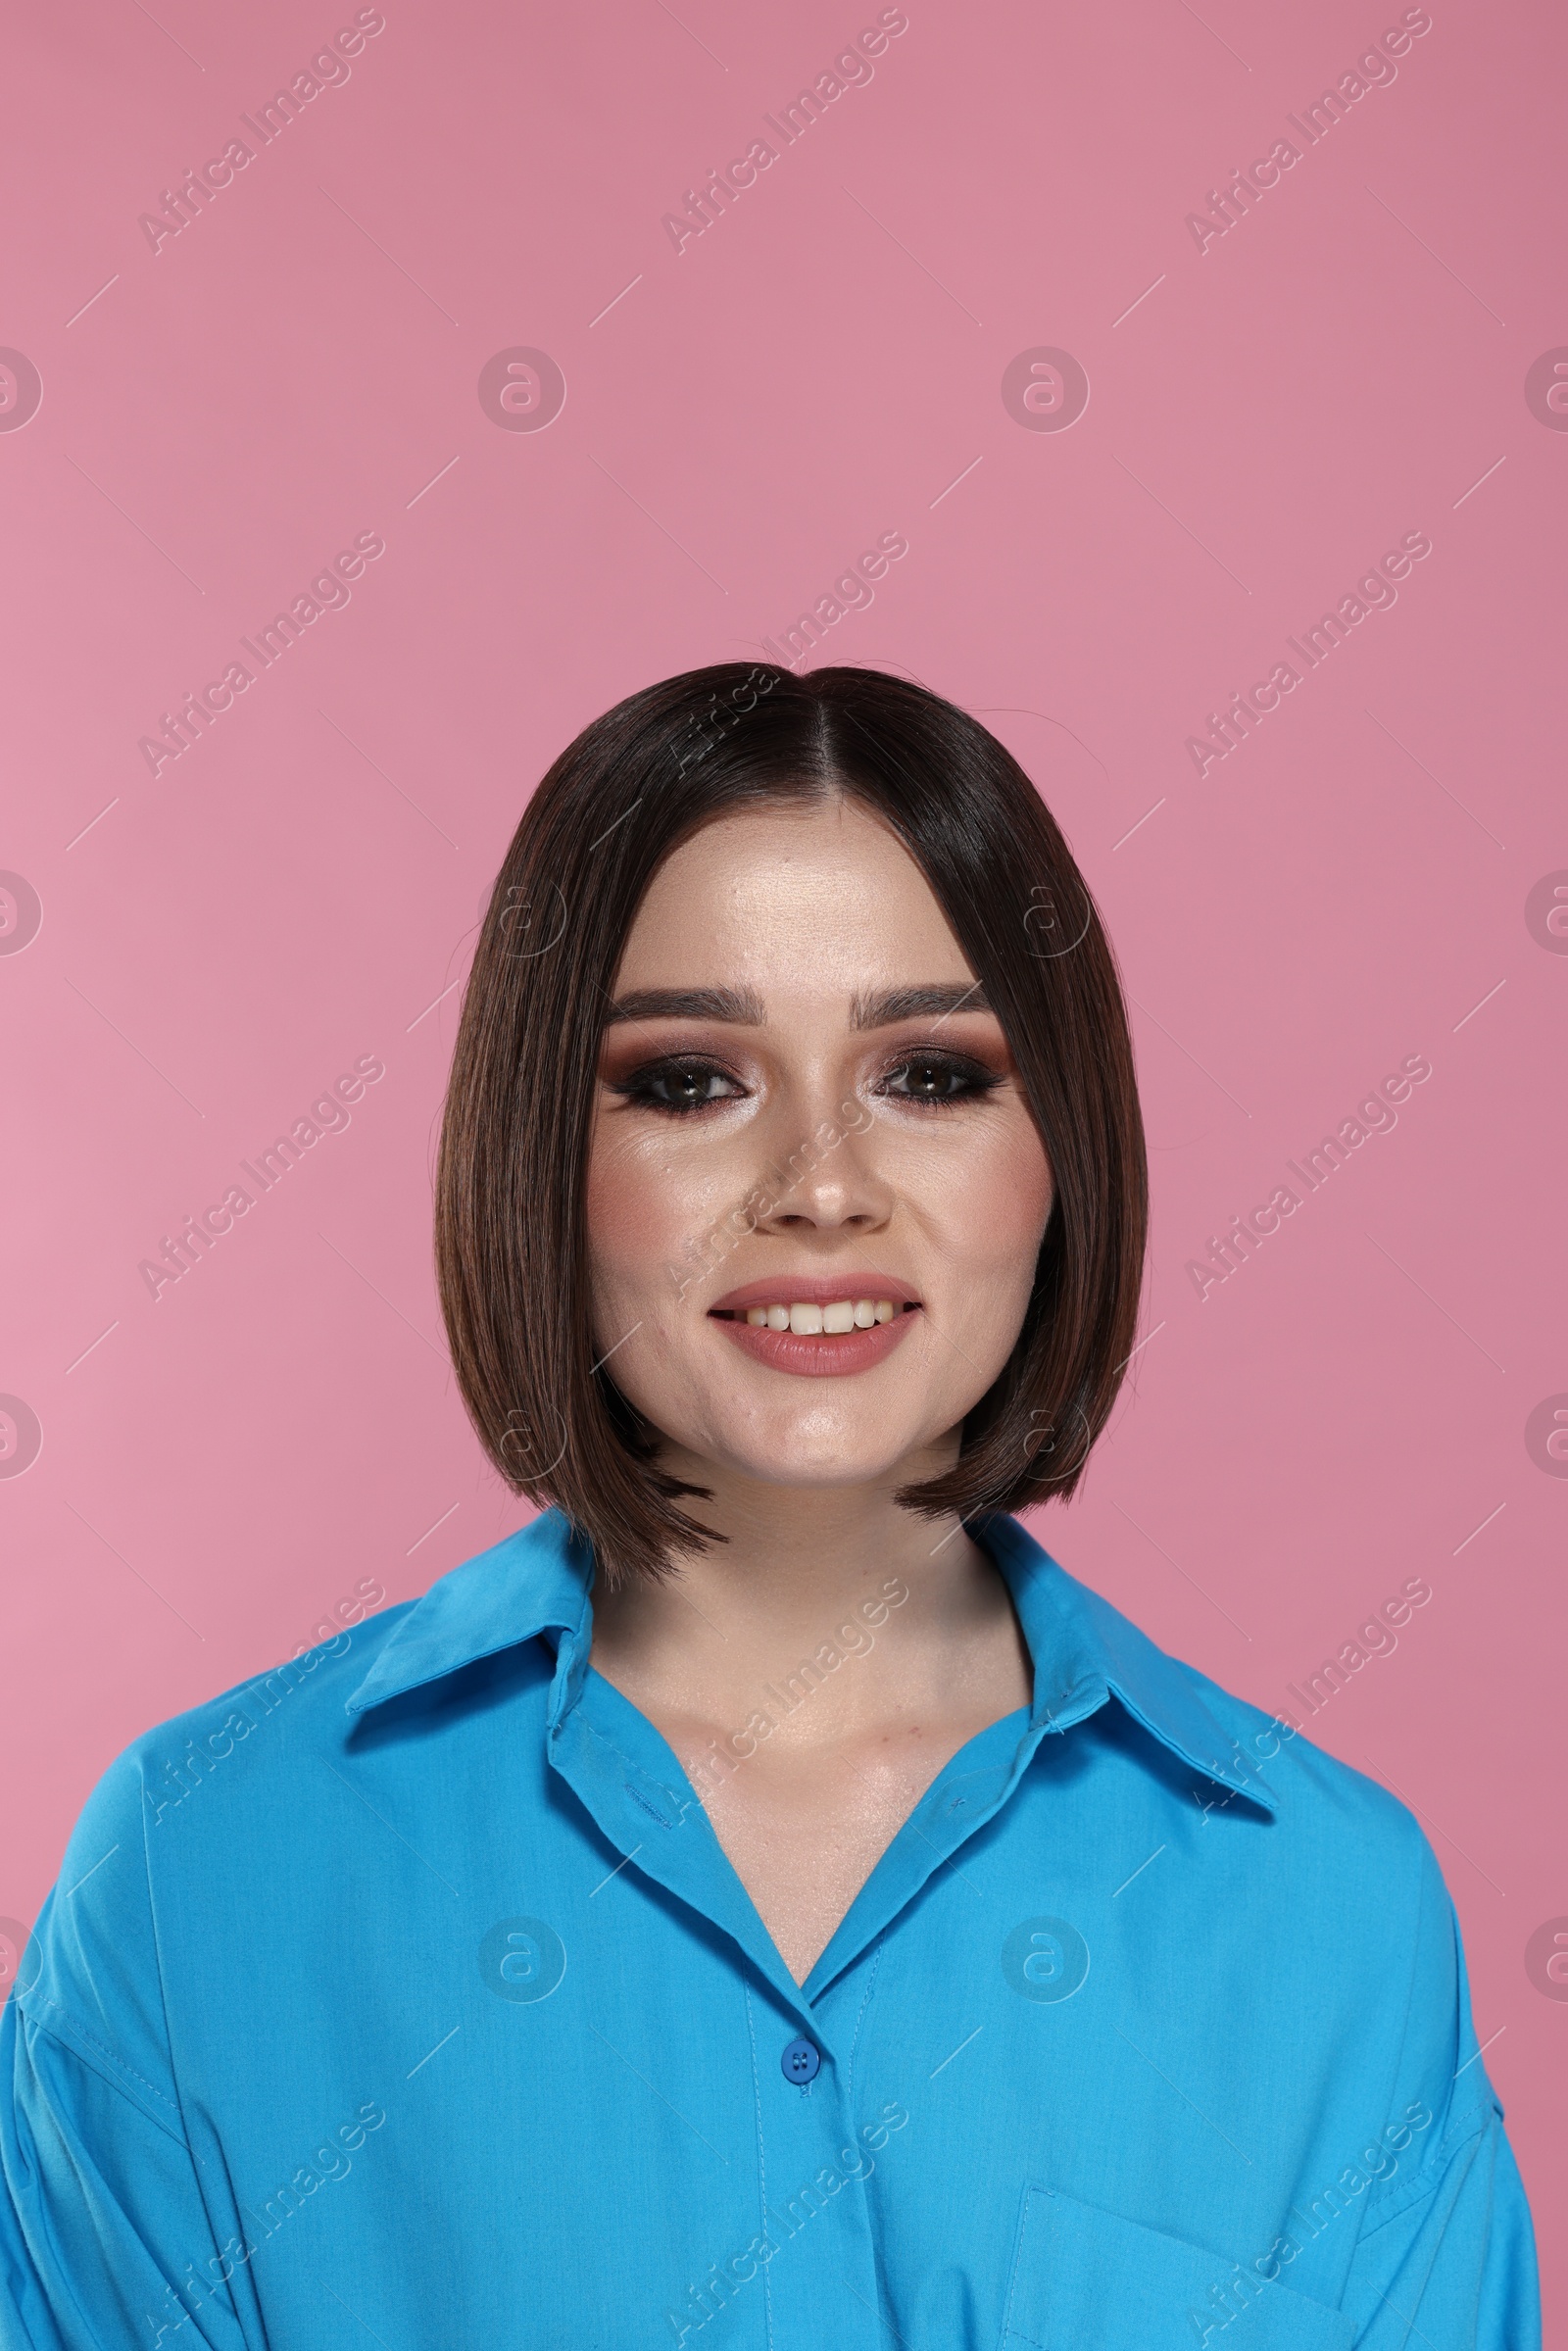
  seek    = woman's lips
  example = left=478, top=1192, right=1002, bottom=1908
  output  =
left=708, top=1280, right=921, bottom=1379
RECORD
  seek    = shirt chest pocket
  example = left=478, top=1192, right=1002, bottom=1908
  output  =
left=1000, top=2186, right=1356, bottom=2351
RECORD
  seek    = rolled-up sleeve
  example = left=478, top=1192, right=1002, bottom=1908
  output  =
left=0, top=1754, right=252, bottom=2351
left=1342, top=2101, right=1539, bottom=2348
left=1, top=1990, right=247, bottom=2351
left=1338, top=1845, right=1541, bottom=2349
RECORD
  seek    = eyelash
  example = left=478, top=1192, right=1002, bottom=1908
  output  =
left=609, top=1051, right=1004, bottom=1117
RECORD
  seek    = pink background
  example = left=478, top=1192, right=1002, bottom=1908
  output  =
left=3, top=0, right=1564, bottom=2306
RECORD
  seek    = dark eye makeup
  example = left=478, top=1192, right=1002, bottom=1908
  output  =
left=609, top=1058, right=745, bottom=1113
left=878, top=1053, right=1005, bottom=1106
left=606, top=1048, right=1005, bottom=1117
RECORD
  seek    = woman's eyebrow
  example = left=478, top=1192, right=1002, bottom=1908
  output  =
left=601, top=981, right=993, bottom=1031
left=851, top=983, right=992, bottom=1029
left=603, top=987, right=765, bottom=1026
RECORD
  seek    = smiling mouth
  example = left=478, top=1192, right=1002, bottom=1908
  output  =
left=710, top=1298, right=920, bottom=1335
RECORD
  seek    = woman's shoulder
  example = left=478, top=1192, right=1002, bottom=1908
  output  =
left=12, top=1592, right=425, bottom=2104
left=42, top=1591, right=422, bottom=1897
left=1172, top=1635, right=1431, bottom=1844
left=49, top=1514, right=586, bottom=1899
left=999, top=1515, right=1433, bottom=1866
left=1019, top=1536, right=1492, bottom=2128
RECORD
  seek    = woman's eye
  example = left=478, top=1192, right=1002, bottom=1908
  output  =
left=615, top=1061, right=744, bottom=1113
left=880, top=1054, right=999, bottom=1106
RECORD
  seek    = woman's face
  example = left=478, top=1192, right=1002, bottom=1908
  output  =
left=584, top=798, right=1054, bottom=1494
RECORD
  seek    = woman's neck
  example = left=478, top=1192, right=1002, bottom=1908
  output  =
left=588, top=1466, right=1032, bottom=1749
left=587, top=1463, right=1037, bottom=1982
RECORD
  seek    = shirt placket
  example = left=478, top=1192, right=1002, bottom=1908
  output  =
left=744, top=1984, right=889, bottom=2351
left=539, top=1612, right=1123, bottom=2351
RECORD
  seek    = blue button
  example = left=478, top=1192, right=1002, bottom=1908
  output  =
left=781, top=2035, right=820, bottom=2084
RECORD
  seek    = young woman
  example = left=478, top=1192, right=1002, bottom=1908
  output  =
left=1, top=664, right=1539, bottom=2349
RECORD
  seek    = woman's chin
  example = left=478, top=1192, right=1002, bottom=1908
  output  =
left=669, top=1408, right=956, bottom=1497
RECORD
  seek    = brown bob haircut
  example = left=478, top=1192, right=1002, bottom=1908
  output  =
left=436, top=661, right=1148, bottom=1585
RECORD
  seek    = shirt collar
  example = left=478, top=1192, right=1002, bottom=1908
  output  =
left=345, top=1508, right=594, bottom=1718
left=346, top=1505, right=1276, bottom=1813
left=983, top=1511, right=1277, bottom=1812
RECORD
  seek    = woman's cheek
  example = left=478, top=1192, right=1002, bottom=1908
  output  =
left=893, top=1102, right=1052, bottom=1270
left=965, top=1132, right=1050, bottom=1335
left=996, top=1117, right=1054, bottom=1249
left=584, top=1131, right=667, bottom=1327
left=584, top=1118, right=737, bottom=1328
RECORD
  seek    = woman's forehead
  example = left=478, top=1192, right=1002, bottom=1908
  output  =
left=616, top=801, right=974, bottom=993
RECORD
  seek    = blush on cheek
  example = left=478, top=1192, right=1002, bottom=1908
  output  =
left=585, top=1133, right=713, bottom=1323
left=896, top=1119, right=1054, bottom=1413
left=964, top=1125, right=1054, bottom=1273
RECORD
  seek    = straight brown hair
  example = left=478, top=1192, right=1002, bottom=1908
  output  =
left=435, top=661, right=1148, bottom=1585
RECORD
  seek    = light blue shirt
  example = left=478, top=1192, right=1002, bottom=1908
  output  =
left=1, top=1509, right=1539, bottom=2348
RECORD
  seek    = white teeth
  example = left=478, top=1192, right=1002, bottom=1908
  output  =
left=738, top=1298, right=904, bottom=1332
